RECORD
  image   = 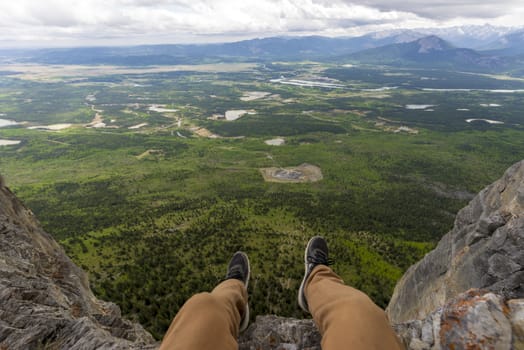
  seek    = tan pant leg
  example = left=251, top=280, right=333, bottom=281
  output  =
left=306, top=265, right=404, bottom=350
left=159, top=279, right=247, bottom=350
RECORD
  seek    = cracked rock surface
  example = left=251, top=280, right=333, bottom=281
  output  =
left=0, top=184, right=157, bottom=349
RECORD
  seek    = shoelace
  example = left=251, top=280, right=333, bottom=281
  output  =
left=307, top=250, right=334, bottom=266
left=226, top=265, right=245, bottom=280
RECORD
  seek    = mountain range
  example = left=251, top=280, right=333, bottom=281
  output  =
left=347, top=35, right=519, bottom=72
left=1, top=25, right=523, bottom=73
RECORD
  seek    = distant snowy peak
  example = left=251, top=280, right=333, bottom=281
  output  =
left=369, top=25, right=520, bottom=49
left=425, top=25, right=515, bottom=49
left=431, top=24, right=513, bottom=39
left=483, top=29, right=524, bottom=53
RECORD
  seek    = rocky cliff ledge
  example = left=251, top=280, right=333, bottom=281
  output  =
left=383, top=159, right=524, bottom=349
left=387, top=159, right=524, bottom=324
left=387, top=161, right=524, bottom=349
left=0, top=182, right=157, bottom=349
left=1, top=160, right=523, bottom=349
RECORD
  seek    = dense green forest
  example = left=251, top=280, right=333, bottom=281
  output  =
left=1, top=62, right=523, bottom=338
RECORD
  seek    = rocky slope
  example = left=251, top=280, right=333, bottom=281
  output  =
left=0, top=179, right=157, bottom=349
left=1, top=160, right=523, bottom=349
left=387, top=159, right=524, bottom=323
left=385, top=159, right=524, bottom=349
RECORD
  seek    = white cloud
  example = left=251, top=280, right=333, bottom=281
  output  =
left=0, top=0, right=522, bottom=47
left=355, top=0, right=524, bottom=19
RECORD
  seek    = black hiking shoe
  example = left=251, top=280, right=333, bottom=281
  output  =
left=225, top=251, right=250, bottom=332
left=298, top=236, right=332, bottom=313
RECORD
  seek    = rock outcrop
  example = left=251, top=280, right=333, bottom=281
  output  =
left=387, top=159, right=524, bottom=324
left=239, top=316, right=321, bottom=350
left=394, top=289, right=524, bottom=350
left=0, top=183, right=157, bottom=349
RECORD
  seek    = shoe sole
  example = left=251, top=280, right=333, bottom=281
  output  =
left=237, top=251, right=251, bottom=289
left=238, top=252, right=250, bottom=332
left=298, top=236, right=318, bottom=313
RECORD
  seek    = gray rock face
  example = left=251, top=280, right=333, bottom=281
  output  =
left=0, top=185, right=157, bottom=349
left=239, top=315, right=321, bottom=350
left=509, top=299, right=524, bottom=348
left=394, top=290, right=524, bottom=350
left=387, top=160, right=524, bottom=324
left=439, top=291, right=512, bottom=349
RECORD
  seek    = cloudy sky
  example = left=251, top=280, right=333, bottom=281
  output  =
left=0, top=0, right=523, bottom=47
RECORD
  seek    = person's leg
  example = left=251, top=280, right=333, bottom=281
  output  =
left=160, top=252, right=250, bottom=350
left=298, top=237, right=404, bottom=350
left=306, top=265, right=403, bottom=349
